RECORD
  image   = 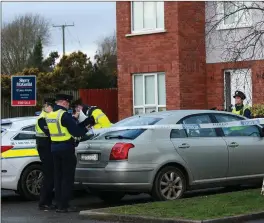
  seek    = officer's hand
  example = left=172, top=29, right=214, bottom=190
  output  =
left=86, top=124, right=91, bottom=130
left=73, top=112, right=80, bottom=119
left=83, top=116, right=95, bottom=126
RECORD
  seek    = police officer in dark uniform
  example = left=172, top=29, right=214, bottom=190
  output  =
left=45, top=94, right=90, bottom=213
left=36, top=98, right=56, bottom=211
left=232, top=90, right=252, bottom=118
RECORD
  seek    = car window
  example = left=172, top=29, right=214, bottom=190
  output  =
left=94, top=117, right=162, bottom=140
left=13, top=133, right=36, bottom=140
left=113, top=116, right=162, bottom=127
left=1, top=120, right=12, bottom=129
left=171, top=114, right=216, bottom=138
left=22, top=125, right=36, bottom=132
left=214, top=114, right=261, bottom=137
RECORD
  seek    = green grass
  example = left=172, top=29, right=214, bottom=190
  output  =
left=105, top=189, right=264, bottom=220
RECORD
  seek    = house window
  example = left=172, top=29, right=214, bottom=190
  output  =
left=133, top=72, right=166, bottom=115
left=131, top=1, right=164, bottom=33
left=217, top=1, right=252, bottom=30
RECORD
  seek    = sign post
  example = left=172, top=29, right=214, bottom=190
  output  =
left=11, top=76, right=37, bottom=106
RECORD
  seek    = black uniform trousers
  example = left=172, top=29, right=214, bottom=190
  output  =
left=36, top=137, right=54, bottom=206
left=52, top=147, right=77, bottom=209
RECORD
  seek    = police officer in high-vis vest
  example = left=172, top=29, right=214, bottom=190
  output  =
left=45, top=94, right=90, bottom=213
left=36, top=98, right=56, bottom=211
left=232, top=90, right=251, bottom=119
left=73, top=98, right=112, bottom=129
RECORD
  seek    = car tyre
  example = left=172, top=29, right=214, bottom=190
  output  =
left=18, top=164, right=43, bottom=201
left=152, top=166, right=186, bottom=201
left=97, top=191, right=125, bottom=204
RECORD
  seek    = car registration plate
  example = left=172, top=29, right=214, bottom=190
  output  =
left=80, top=154, right=99, bottom=161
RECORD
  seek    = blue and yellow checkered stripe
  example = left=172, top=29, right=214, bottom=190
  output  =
left=1, top=147, right=39, bottom=159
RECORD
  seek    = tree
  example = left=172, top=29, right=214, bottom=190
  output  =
left=53, top=51, right=94, bottom=90
left=27, top=37, right=44, bottom=71
left=206, top=1, right=264, bottom=62
left=42, top=51, right=60, bottom=72
left=93, top=31, right=117, bottom=88
left=1, top=13, right=50, bottom=74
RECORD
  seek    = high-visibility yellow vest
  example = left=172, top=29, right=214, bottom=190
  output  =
left=91, top=108, right=112, bottom=129
left=232, top=104, right=251, bottom=116
left=231, top=105, right=251, bottom=131
left=35, top=111, right=48, bottom=137
left=45, top=109, right=72, bottom=142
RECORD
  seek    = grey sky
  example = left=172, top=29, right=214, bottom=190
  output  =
left=2, top=2, right=116, bottom=61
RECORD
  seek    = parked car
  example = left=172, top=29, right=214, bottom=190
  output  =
left=1, top=116, right=41, bottom=200
left=75, top=110, right=264, bottom=202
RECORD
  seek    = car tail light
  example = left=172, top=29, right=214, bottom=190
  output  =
left=109, top=143, right=134, bottom=160
left=1, top=145, right=14, bottom=153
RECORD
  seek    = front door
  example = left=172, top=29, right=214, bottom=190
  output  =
left=224, top=69, right=252, bottom=110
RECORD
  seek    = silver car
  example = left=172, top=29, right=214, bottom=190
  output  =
left=75, top=110, right=264, bottom=202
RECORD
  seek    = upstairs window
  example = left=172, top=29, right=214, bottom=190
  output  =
left=217, top=1, right=252, bottom=30
left=131, top=1, right=165, bottom=33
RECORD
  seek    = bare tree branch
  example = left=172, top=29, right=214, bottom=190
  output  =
left=1, top=13, right=51, bottom=74
left=206, top=1, right=264, bottom=62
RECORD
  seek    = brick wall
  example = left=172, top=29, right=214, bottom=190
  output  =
left=207, top=60, right=264, bottom=110
left=116, top=1, right=207, bottom=120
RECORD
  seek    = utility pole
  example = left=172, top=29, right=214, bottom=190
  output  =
left=53, top=23, right=74, bottom=56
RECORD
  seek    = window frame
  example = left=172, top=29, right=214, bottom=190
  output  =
left=132, top=72, right=166, bottom=115
left=211, top=113, right=262, bottom=137
left=170, top=113, right=222, bottom=139
left=216, top=1, right=252, bottom=30
left=131, top=1, right=165, bottom=34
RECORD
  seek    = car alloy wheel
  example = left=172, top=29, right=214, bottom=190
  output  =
left=160, top=171, right=183, bottom=200
left=26, top=170, right=43, bottom=196
left=152, top=166, right=186, bottom=201
left=18, top=164, right=43, bottom=200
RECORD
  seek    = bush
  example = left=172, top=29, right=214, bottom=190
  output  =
left=252, top=104, right=264, bottom=118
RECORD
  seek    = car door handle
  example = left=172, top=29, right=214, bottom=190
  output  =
left=228, top=142, right=239, bottom=148
left=178, top=143, right=190, bottom=149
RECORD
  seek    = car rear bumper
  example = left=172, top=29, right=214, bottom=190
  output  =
left=75, top=164, right=155, bottom=192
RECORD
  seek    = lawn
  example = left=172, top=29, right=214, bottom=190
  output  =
left=105, top=189, right=264, bottom=220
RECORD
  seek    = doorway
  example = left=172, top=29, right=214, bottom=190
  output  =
left=224, top=69, right=252, bottom=110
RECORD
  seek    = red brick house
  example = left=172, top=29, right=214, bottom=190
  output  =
left=116, top=1, right=264, bottom=120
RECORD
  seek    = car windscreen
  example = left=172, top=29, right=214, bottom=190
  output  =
left=1, top=120, right=12, bottom=129
left=93, top=116, right=162, bottom=140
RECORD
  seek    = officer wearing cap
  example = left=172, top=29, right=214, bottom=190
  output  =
left=45, top=93, right=90, bottom=213
left=232, top=90, right=251, bottom=118
left=73, top=98, right=112, bottom=129
left=36, top=98, right=56, bottom=211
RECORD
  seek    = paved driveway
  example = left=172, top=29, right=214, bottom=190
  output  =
left=1, top=190, right=151, bottom=223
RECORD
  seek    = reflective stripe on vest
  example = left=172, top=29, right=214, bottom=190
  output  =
left=45, top=109, right=72, bottom=142
left=92, top=109, right=112, bottom=129
left=36, top=111, right=48, bottom=137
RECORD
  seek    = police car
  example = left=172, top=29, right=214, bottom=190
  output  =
left=1, top=110, right=80, bottom=201
left=1, top=116, right=41, bottom=200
